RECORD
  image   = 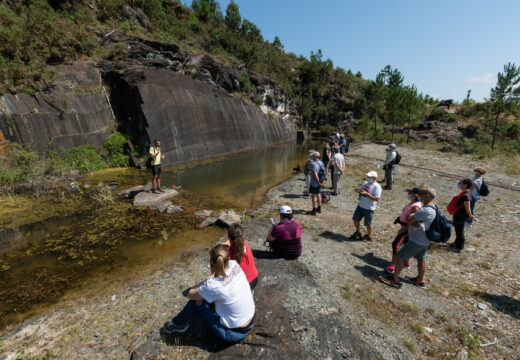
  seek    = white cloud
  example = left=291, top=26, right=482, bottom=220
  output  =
left=467, top=73, right=495, bottom=84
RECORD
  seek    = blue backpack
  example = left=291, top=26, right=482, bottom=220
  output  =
left=424, top=205, right=452, bottom=243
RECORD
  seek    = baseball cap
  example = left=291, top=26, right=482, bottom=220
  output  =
left=405, top=187, right=421, bottom=194
left=389, top=143, right=397, bottom=149
left=279, top=205, right=292, bottom=214
left=366, top=171, right=378, bottom=178
left=313, top=151, right=321, bottom=157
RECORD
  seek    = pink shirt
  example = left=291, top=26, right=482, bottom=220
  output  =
left=399, top=202, right=422, bottom=224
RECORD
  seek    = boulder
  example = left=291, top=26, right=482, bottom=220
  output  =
left=216, top=209, right=241, bottom=228
left=133, top=189, right=178, bottom=207
left=149, top=201, right=173, bottom=212
left=118, top=183, right=153, bottom=198
left=166, top=205, right=184, bottom=213
left=194, top=210, right=212, bottom=219
left=199, top=217, right=218, bottom=229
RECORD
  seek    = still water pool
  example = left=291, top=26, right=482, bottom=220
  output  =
left=0, top=140, right=318, bottom=328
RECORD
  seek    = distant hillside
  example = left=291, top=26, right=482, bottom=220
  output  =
left=0, top=0, right=518, bottom=154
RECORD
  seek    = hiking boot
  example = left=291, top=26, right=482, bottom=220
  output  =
left=317, top=206, right=322, bottom=213
left=404, top=261, right=411, bottom=269
left=361, top=234, right=372, bottom=241
left=448, top=245, right=462, bottom=253
left=158, top=188, right=165, bottom=193
left=384, top=265, right=395, bottom=274
left=405, top=276, right=425, bottom=288
left=378, top=274, right=402, bottom=289
left=308, top=209, right=317, bottom=216
left=349, top=231, right=362, bottom=240
left=152, top=189, right=160, bottom=194
left=163, top=321, right=189, bottom=334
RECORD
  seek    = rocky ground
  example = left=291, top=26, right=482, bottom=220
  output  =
left=1, top=143, right=519, bottom=359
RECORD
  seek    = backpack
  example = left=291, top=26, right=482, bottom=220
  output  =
left=304, top=160, right=313, bottom=176
left=318, top=164, right=327, bottom=181
left=446, top=193, right=465, bottom=215
left=321, top=191, right=330, bottom=203
left=392, top=151, right=401, bottom=165
left=424, top=205, right=452, bottom=243
left=479, top=180, right=490, bottom=197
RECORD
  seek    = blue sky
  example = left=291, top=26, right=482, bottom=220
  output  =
left=195, top=0, right=520, bottom=101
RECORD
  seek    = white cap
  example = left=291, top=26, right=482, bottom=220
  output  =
left=388, top=143, right=397, bottom=149
left=366, top=171, right=378, bottom=178
left=313, top=151, right=321, bottom=157
left=279, top=205, right=292, bottom=214
left=308, top=149, right=315, bottom=154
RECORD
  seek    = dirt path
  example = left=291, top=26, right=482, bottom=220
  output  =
left=1, top=143, right=519, bottom=359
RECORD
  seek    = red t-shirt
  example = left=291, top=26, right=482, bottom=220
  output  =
left=228, top=241, right=258, bottom=284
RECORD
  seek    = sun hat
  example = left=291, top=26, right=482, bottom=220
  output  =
left=389, top=143, right=397, bottom=149
left=279, top=205, right=292, bottom=214
left=366, top=171, right=378, bottom=178
left=313, top=151, right=321, bottom=158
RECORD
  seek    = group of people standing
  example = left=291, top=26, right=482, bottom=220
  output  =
left=156, top=137, right=488, bottom=344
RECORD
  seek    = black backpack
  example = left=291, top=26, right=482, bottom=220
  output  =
left=318, top=164, right=327, bottom=181
left=479, top=180, right=490, bottom=197
left=424, top=205, right=452, bottom=243
left=392, top=151, right=401, bottom=165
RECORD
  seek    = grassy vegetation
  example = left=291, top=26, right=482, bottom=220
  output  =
left=0, top=131, right=129, bottom=193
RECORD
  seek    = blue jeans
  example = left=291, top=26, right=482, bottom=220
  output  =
left=467, top=199, right=477, bottom=225
left=171, top=300, right=251, bottom=343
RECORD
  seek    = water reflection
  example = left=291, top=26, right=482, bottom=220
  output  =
left=161, top=141, right=318, bottom=208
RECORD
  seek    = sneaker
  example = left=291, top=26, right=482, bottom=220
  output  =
left=361, top=234, right=372, bottom=241
left=384, top=265, right=395, bottom=274
left=405, top=276, right=425, bottom=288
left=159, top=188, right=165, bottom=193
left=404, top=261, right=411, bottom=269
left=317, top=206, right=322, bottom=213
left=349, top=231, right=362, bottom=240
left=152, top=189, right=160, bottom=194
left=378, top=274, right=402, bottom=289
left=308, top=209, right=316, bottom=216
left=163, top=321, right=189, bottom=334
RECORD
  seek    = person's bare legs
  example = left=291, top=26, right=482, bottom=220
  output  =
left=152, top=175, right=159, bottom=190
left=366, top=225, right=373, bottom=236
left=311, top=194, right=318, bottom=209
left=393, top=257, right=405, bottom=282
left=417, top=260, right=427, bottom=282
left=353, top=220, right=360, bottom=232
left=157, top=176, right=161, bottom=190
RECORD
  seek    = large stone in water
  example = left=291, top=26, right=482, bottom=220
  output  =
left=216, top=209, right=241, bottom=228
left=118, top=183, right=153, bottom=198
left=133, top=189, right=178, bottom=207
left=149, top=201, right=172, bottom=212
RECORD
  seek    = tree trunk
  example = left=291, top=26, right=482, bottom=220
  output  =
left=491, top=111, right=500, bottom=150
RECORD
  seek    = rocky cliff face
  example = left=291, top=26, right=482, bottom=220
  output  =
left=0, top=62, right=115, bottom=154
left=0, top=34, right=297, bottom=161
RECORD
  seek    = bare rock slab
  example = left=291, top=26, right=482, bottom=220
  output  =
left=118, top=183, right=153, bottom=198
left=199, top=217, right=218, bottom=229
left=166, top=205, right=184, bottom=213
left=133, top=189, right=179, bottom=207
left=149, top=201, right=173, bottom=212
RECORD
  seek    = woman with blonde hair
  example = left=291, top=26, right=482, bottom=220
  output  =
left=163, top=245, right=255, bottom=343
left=468, top=166, right=487, bottom=226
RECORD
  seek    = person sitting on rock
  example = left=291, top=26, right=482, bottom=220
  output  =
left=149, top=139, right=165, bottom=194
left=266, top=205, right=302, bottom=260
left=223, top=223, right=259, bottom=290
left=384, top=188, right=422, bottom=274
left=162, top=244, right=255, bottom=343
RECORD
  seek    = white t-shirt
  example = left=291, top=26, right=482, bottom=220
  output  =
left=198, top=260, right=255, bottom=328
left=470, top=177, right=482, bottom=201
left=407, top=206, right=437, bottom=247
left=332, top=153, right=345, bottom=175
left=358, top=181, right=382, bottom=210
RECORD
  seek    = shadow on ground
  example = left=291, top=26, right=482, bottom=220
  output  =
left=351, top=252, right=389, bottom=269
left=474, top=291, right=520, bottom=319
left=319, top=231, right=365, bottom=242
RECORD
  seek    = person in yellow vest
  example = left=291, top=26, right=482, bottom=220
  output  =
left=149, top=139, right=165, bottom=193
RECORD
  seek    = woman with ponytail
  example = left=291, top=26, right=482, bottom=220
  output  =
left=163, top=245, right=255, bottom=343
left=223, top=223, right=258, bottom=290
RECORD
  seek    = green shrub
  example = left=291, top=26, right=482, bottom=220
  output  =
left=319, top=125, right=335, bottom=137
left=64, top=145, right=107, bottom=174
left=103, top=131, right=129, bottom=167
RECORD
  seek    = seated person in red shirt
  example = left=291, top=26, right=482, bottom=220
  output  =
left=223, top=223, right=259, bottom=290
left=266, top=205, right=302, bottom=260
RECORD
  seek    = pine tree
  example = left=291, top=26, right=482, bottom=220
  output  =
left=225, top=0, right=241, bottom=30
left=273, top=35, right=283, bottom=49
left=489, top=63, right=520, bottom=150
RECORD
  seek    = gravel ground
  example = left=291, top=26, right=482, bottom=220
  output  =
left=1, top=143, right=519, bottom=360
